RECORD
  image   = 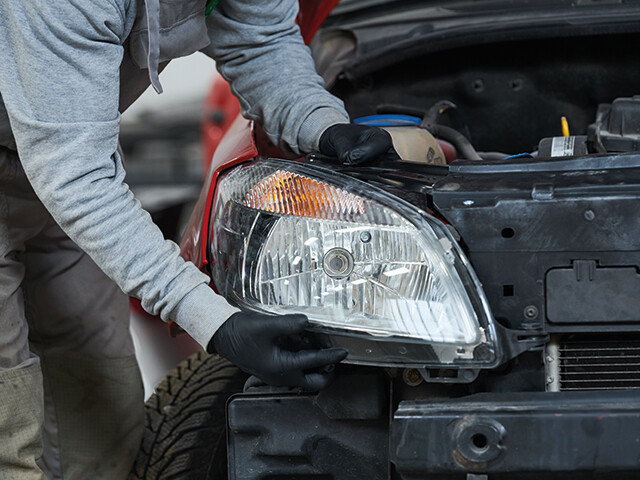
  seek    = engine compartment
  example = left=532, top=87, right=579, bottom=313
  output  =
left=331, top=33, right=640, bottom=155
left=324, top=30, right=640, bottom=343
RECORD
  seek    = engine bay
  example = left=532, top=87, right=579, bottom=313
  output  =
left=329, top=33, right=640, bottom=155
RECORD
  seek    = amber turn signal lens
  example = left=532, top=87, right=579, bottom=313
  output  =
left=243, top=170, right=366, bottom=219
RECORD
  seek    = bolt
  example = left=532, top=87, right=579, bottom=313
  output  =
left=584, top=209, right=595, bottom=221
left=403, top=369, right=423, bottom=387
left=524, top=305, right=539, bottom=319
left=463, top=200, right=475, bottom=206
left=463, top=370, right=477, bottom=381
left=473, top=344, right=494, bottom=361
left=546, top=355, right=554, bottom=364
left=546, top=376, right=554, bottom=384
left=360, top=231, right=372, bottom=243
left=398, top=346, right=408, bottom=355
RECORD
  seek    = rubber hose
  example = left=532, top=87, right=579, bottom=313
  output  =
left=423, top=123, right=483, bottom=161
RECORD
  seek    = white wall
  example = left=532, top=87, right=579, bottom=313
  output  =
left=122, top=52, right=218, bottom=124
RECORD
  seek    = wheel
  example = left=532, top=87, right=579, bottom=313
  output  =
left=129, top=351, right=248, bottom=479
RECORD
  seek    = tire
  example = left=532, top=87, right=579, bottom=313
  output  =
left=129, top=351, right=249, bottom=480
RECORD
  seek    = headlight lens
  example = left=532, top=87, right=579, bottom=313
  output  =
left=211, top=159, right=499, bottom=367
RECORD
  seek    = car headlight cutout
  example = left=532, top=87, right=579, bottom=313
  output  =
left=210, top=159, right=499, bottom=368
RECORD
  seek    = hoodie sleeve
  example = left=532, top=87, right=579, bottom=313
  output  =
left=201, top=0, right=350, bottom=155
left=0, top=0, right=238, bottom=349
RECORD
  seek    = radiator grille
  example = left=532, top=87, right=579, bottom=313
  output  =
left=559, top=335, right=640, bottom=391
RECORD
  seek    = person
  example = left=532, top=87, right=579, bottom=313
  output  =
left=0, top=0, right=392, bottom=478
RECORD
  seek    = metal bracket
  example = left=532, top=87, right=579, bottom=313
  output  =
left=418, top=367, right=480, bottom=384
left=495, top=322, right=549, bottom=364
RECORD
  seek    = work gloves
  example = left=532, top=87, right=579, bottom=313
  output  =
left=319, top=124, right=394, bottom=166
left=209, top=312, right=348, bottom=391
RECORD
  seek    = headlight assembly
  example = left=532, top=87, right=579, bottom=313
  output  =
left=210, top=159, right=500, bottom=368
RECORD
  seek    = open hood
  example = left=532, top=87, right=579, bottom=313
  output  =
left=312, top=0, right=640, bottom=83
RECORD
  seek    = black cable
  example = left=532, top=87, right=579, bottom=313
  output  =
left=422, top=123, right=483, bottom=161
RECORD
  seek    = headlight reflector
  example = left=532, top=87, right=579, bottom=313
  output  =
left=211, top=160, right=498, bottom=367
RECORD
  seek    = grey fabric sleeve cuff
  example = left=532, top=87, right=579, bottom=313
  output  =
left=297, top=107, right=350, bottom=154
left=169, top=284, right=240, bottom=350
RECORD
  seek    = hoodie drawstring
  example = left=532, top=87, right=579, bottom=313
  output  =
left=143, top=0, right=163, bottom=93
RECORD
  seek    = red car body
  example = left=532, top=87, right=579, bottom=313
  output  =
left=181, top=0, right=340, bottom=273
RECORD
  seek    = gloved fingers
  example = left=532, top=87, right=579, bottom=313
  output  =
left=331, top=135, right=357, bottom=162
left=343, top=129, right=394, bottom=165
left=278, top=330, right=334, bottom=351
left=258, top=370, right=334, bottom=391
left=277, top=331, right=315, bottom=351
left=299, top=372, right=336, bottom=391
left=259, top=314, right=309, bottom=338
left=285, top=347, right=348, bottom=371
left=319, top=124, right=394, bottom=166
left=343, top=146, right=377, bottom=166
left=318, top=124, right=343, bottom=157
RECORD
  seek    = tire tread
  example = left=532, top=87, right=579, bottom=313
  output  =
left=129, top=351, right=247, bottom=479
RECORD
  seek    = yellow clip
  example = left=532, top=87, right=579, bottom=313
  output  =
left=561, top=116, right=570, bottom=137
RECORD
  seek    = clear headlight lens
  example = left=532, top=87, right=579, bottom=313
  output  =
left=210, top=159, right=499, bottom=367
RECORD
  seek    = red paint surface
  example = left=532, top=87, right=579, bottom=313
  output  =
left=129, top=297, right=151, bottom=317
left=180, top=114, right=257, bottom=269
left=298, top=0, right=341, bottom=44
left=201, top=72, right=242, bottom=175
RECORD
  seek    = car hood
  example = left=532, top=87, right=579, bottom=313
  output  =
left=311, top=0, right=640, bottom=84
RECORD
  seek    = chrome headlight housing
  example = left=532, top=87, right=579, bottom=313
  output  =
left=210, top=159, right=500, bottom=368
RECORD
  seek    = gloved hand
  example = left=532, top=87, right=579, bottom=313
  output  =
left=319, top=123, right=394, bottom=165
left=209, top=312, right=348, bottom=390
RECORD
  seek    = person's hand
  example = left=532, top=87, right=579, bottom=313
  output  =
left=209, top=312, right=348, bottom=390
left=319, top=123, right=394, bottom=165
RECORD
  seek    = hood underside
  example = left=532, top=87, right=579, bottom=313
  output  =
left=312, top=1, right=640, bottom=83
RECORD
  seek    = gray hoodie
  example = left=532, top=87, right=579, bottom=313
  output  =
left=0, top=0, right=349, bottom=348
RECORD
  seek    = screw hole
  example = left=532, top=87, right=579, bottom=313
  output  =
left=510, top=78, right=523, bottom=91
left=471, top=433, right=489, bottom=451
left=501, top=227, right=515, bottom=238
left=472, top=79, right=484, bottom=92
left=524, top=305, right=539, bottom=319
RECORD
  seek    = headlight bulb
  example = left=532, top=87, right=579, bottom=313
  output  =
left=323, top=248, right=354, bottom=279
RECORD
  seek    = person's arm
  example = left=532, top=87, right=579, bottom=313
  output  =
left=202, top=0, right=393, bottom=163
left=201, top=0, right=350, bottom=154
left=0, top=0, right=236, bottom=348
left=0, top=0, right=348, bottom=389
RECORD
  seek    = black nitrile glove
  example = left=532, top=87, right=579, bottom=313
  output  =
left=209, top=312, right=348, bottom=390
left=319, top=123, right=394, bottom=166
